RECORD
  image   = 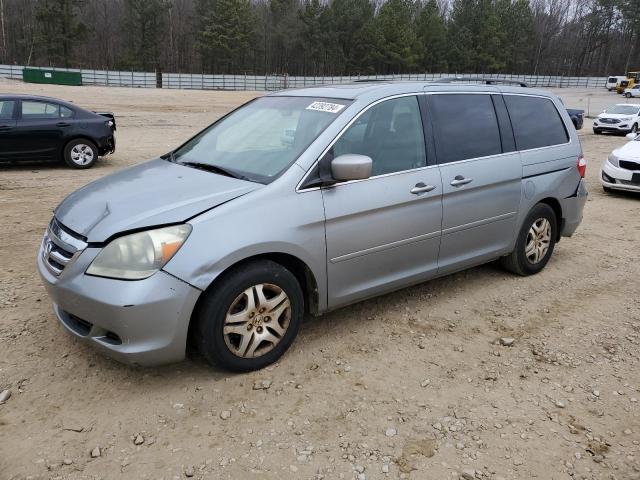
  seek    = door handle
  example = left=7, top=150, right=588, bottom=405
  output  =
left=450, top=175, right=473, bottom=187
left=410, top=182, right=436, bottom=194
left=56, top=122, right=71, bottom=127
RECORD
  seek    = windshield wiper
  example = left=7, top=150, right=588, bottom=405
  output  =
left=179, top=161, right=249, bottom=181
left=162, top=151, right=176, bottom=162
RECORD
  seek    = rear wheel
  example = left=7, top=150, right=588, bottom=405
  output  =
left=64, top=139, right=98, bottom=169
left=501, top=203, right=557, bottom=276
left=194, top=260, right=303, bottom=372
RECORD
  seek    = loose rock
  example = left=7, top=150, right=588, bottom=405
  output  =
left=0, top=390, right=11, bottom=404
left=134, top=434, right=144, bottom=445
left=253, top=379, right=272, bottom=390
left=90, top=446, right=101, bottom=458
left=461, top=468, right=476, bottom=479
left=500, top=337, right=515, bottom=347
left=220, top=410, right=231, bottom=420
left=385, top=427, right=397, bottom=437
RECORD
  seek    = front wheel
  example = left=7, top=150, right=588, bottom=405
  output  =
left=64, top=139, right=98, bottom=169
left=631, top=124, right=638, bottom=134
left=501, top=203, right=557, bottom=276
left=194, top=260, right=303, bottom=372
left=593, top=129, right=602, bottom=135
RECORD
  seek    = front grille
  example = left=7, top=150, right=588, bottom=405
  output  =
left=42, top=218, right=87, bottom=277
left=600, top=118, right=621, bottom=124
left=619, top=160, right=640, bottom=171
left=618, top=179, right=640, bottom=186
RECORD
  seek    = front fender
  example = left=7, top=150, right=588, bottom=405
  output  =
left=162, top=184, right=328, bottom=312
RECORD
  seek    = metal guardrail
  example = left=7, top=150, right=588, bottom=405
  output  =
left=0, top=64, right=608, bottom=91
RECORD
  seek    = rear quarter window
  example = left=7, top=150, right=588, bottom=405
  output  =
left=504, top=95, right=569, bottom=150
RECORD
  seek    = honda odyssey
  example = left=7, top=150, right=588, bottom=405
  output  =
left=37, top=80, right=588, bottom=371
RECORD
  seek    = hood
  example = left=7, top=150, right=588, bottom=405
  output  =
left=598, top=112, right=637, bottom=120
left=55, top=159, right=260, bottom=242
left=614, top=139, right=640, bottom=160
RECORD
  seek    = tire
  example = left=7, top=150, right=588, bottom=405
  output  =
left=63, top=139, right=98, bottom=169
left=194, top=260, right=303, bottom=372
left=593, top=129, right=601, bottom=135
left=603, top=186, right=613, bottom=193
left=625, top=93, right=631, bottom=98
left=631, top=124, right=638, bottom=134
left=501, top=203, right=557, bottom=276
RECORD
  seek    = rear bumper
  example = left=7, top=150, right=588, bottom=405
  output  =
left=97, top=134, right=115, bottom=155
left=559, top=179, right=588, bottom=237
left=37, top=245, right=201, bottom=366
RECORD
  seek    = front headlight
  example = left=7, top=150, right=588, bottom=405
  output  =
left=86, top=224, right=191, bottom=280
left=620, top=117, right=633, bottom=122
left=607, top=153, right=620, bottom=167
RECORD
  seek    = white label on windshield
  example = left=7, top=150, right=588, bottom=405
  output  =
left=306, top=101, right=345, bottom=114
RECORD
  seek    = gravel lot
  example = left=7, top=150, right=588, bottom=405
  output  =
left=1, top=80, right=639, bottom=480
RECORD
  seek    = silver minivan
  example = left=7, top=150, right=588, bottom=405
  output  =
left=37, top=80, right=588, bottom=371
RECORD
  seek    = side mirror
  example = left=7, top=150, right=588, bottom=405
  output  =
left=331, top=154, right=372, bottom=181
left=626, top=132, right=638, bottom=140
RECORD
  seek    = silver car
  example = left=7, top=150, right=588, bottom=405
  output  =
left=37, top=81, right=588, bottom=371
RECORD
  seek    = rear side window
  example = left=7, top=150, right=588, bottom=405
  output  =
left=21, top=101, right=62, bottom=119
left=504, top=95, right=569, bottom=150
left=430, top=94, right=502, bottom=163
left=60, top=106, right=74, bottom=118
left=0, top=100, right=15, bottom=120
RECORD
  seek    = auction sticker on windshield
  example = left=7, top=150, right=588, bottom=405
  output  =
left=306, top=101, right=346, bottom=114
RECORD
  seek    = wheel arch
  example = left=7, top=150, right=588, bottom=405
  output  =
left=61, top=136, right=99, bottom=157
left=186, top=252, right=321, bottom=353
left=538, top=197, right=563, bottom=241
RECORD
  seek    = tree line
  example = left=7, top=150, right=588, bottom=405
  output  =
left=0, top=0, right=638, bottom=77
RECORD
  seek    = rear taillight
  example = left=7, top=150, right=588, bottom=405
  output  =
left=577, top=155, right=587, bottom=178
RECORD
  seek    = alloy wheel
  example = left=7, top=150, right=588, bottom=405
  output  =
left=70, top=144, right=95, bottom=166
left=223, top=283, right=291, bottom=358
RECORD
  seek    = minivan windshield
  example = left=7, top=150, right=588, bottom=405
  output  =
left=171, top=96, right=352, bottom=183
left=606, top=105, right=640, bottom=115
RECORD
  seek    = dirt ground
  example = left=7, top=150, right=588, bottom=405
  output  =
left=1, top=80, right=639, bottom=480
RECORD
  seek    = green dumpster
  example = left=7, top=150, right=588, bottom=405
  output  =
left=23, top=68, right=82, bottom=86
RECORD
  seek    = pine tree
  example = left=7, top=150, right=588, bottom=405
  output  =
left=197, top=0, right=254, bottom=73
left=374, top=0, right=419, bottom=73
left=124, top=0, right=171, bottom=71
left=35, top=0, right=88, bottom=67
left=415, top=0, right=448, bottom=72
left=327, top=0, right=377, bottom=74
left=299, top=0, right=328, bottom=75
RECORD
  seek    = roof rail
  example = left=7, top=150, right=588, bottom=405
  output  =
left=436, top=77, right=529, bottom=88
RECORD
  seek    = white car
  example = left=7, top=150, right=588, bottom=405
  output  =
left=624, top=85, right=640, bottom=98
left=601, top=132, right=640, bottom=193
left=593, top=104, right=640, bottom=135
left=606, top=76, right=627, bottom=91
